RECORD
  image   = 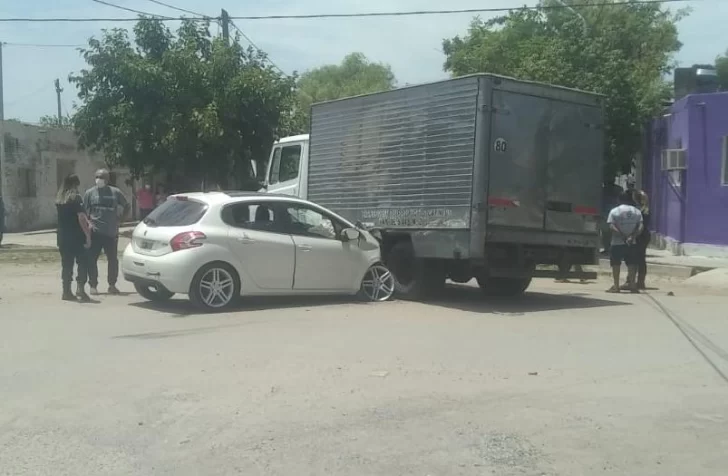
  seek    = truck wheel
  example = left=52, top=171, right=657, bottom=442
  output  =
left=386, top=242, right=445, bottom=300
left=476, top=276, right=532, bottom=297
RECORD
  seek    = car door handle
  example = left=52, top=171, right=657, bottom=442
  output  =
left=297, top=245, right=312, bottom=252
left=237, top=235, right=255, bottom=244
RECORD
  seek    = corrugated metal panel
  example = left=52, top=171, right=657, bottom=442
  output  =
left=307, top=76, right=479, bottom=229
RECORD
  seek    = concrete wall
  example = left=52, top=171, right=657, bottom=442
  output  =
left=0, top=120, right=132, bottom=232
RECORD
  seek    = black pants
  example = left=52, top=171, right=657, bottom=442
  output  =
left=88, top=232, right=119, bottom=287
left=60, top=243, right=88, bottom=288
left=636, top=232, right=650, bottom=285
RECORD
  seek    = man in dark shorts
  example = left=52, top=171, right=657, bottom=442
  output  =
left=606, top=191, right=643, bottom=293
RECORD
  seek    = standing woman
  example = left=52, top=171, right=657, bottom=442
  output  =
left=56, top=174, right=92, bottom=301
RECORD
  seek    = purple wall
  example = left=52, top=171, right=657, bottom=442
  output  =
left=643, top=92, right=728, bottom=247
left=684, top=93, right=728, bottom=244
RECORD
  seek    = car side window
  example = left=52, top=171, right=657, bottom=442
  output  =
left=284, top=205, right=341, bottom=240
left=269, top=145, right=301, bottom=185
left=225, top=202, right=282, bottom=233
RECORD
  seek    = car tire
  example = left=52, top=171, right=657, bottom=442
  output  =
left=358, top=263, right=395, bottom=302
left=386, top=242, right=445, bottom=300
left=188, top=262, right=241, bottom=312
left=476, top=276, right=532, bottom=297
left=134, top=283, right=175, bottom=302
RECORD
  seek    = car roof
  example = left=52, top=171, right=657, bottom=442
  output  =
left=171, top=191, right=321, bottom=207
left=170, top=191, right=356, bottom=227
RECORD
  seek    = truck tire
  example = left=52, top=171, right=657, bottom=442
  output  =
left=476, top=276, right=532, bottom=297
left=386, top=242, right=445, bottom=300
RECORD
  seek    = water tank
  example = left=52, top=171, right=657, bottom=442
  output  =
left=674, top=65, right=720, bottom=100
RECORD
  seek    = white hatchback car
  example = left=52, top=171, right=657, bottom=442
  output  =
left=121, top=192, right=394, bottom=311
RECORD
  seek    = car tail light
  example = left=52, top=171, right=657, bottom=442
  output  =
left=170, top=231, right=206, bottom=252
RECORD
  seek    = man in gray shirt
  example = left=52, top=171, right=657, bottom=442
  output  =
left=83, top=169, right=130, bottom=295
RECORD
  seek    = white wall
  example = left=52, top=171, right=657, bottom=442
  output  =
left=0, top=120, right=132, bottom=232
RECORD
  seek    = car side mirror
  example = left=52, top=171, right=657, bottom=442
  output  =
left=341, top=228, right=360, bottom=242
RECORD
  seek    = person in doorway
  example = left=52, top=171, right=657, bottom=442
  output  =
left=155, top=185, right=168, bottom=207
left=136, top=183, right=155, bottom=220
left=83, top=168, right=130, bottom=295
left=56, top=174, right=92, bottom=302
left=606, top=191, right=643, bottom=293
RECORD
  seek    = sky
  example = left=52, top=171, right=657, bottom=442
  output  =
left=0, top=0, right=725, bottom=122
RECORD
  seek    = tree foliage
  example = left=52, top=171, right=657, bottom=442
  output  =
left=716, top=51, right=728, bottom=90
left=442, top=0, right=685, bottom=178
left=38, top=114, right=73, bottom=129
left=289, top=52, right=397, bottom=132
left=70, top=18, right=297, bottom=190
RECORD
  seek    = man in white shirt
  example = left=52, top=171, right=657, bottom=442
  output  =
left=606, top=192, right=643, bottom=293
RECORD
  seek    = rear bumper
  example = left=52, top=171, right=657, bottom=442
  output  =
left=121, top=245, right=196, bottom=294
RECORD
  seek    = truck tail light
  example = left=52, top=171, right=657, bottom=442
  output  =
left=170, top=231, right=206, bottom=252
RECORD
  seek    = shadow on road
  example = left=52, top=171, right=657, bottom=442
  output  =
left=129, top=294, right=364, bottom=317
left=422, top=284, right=631, bottom=314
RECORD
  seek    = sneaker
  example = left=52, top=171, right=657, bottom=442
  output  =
left=62, top=291, right=76, bottom=301
left=89, top=287, right=99, bottom=296
left=108, top=285, right=121, bottom=295
left=76, top=288, right=91, bottom=303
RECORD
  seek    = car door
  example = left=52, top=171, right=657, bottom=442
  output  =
left=224, top=202, right=296, bottom=291
left=281, top=202, right=365, bottom=292
left=267, top=142, right=304, bottom=197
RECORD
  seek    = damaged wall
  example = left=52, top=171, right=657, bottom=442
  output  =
left=0, top=120, right=132, bottom=232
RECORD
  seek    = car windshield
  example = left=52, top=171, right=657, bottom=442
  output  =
left=143, top=197, right=208, bottom=227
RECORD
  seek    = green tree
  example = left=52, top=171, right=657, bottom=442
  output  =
left=291, top=52, right=397, bottom=132
left=38, top=114, right=73, bottom=129
left=716, top=51, right=728, bottom=90
left=70, top=18, right=297, bottom=190
left=442, top=0, right=685, bottom=178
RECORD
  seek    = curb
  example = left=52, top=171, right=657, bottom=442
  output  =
left=596, top=258, right=706, bottom=279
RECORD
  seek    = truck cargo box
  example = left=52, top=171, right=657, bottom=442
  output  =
left=307, top=74, right=604, bottom=259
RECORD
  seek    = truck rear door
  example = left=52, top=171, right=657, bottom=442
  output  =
left=544, top=102, right=602, bottom=234
left=486, top=90, right=550, bottom=230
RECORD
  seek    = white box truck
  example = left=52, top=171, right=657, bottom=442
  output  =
left=262, top=74, right=603, bottom=298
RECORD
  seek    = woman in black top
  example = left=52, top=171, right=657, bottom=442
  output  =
left=56, top=174, right=92, bottom=301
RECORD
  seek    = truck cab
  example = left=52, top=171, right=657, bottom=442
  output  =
left=261, top=134, right=309, bottom=198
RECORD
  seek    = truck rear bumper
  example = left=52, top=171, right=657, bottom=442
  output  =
left=485, top=226, right=599, bottom=249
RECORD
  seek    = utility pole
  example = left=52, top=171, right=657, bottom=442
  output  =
left=0, top=42, right=4, bottom=121
left=54, top=79, right=63, bottom=126
left=221, top=9, right=230, bottom=46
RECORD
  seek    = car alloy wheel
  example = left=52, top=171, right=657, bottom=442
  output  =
left=360, top=264, right=395, bottom=302
left=197, top=266, right=236, bottom=309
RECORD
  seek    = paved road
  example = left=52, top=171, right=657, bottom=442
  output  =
left=1, top=264, right=727, bottom=475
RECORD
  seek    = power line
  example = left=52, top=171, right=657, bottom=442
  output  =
left=142, top=0, right=207, bottom=18
left=2, top=42, right=84, bottom=48
left=229, top=20, right=287, bottom=75
left=0, top=0, right=699, bottom=23
left=90, top=0, right=171, bottom=19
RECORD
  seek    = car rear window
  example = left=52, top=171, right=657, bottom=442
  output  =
left=143, top=197, right=208, bottom=227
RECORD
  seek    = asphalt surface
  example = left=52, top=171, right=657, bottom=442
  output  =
left=1, top=264, right=727, bottom=476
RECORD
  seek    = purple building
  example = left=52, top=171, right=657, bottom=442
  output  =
left=642, top=92, right=728, bottom=258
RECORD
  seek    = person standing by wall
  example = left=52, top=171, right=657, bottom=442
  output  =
left=136, top=183, right=155, bottom=220
left=606, top=191, right=643, bottom=293
left=84, top=169, right=130, bottom=296
left=622, top=187, right=650, bottom=290
left=155, top=184, right=168, bottom=208
left=56, top=174, right=92, bottom=302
